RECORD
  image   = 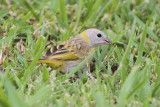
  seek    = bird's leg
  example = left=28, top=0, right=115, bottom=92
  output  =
left=86, top=58, right=94, bottom=79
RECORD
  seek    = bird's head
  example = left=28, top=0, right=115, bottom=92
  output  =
left=80, top=28, right=112, bottom=47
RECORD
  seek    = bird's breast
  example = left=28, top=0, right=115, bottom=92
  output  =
left=61, top=51, right=94, bottom=73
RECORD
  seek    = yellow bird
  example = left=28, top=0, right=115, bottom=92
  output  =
left=38, top=28, right=112, bottom=73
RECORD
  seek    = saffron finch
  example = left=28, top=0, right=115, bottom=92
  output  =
left=38, top=28, right=112, bottom=73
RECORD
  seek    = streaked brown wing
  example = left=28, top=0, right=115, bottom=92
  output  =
left=44, top=37, right=90, bottom=61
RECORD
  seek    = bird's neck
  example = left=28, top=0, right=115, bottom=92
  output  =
left=79, top=31, right=89, bottom=44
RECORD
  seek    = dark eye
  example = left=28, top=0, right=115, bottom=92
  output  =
left=97, top=33, right=102, bottom=37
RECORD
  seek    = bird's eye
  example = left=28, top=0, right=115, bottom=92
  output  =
left=97, top=33, right=102, bottom=37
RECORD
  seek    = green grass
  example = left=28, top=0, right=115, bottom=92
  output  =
left=0, top=0, right=160, bottom=106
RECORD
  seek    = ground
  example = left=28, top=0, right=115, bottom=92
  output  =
left=0, top=0, right=160, bottom=106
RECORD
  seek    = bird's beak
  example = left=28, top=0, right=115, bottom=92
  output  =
left=104, top=38, right=112, bottom=45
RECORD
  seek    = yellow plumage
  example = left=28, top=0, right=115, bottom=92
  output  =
left=37, top=28, right=112, bottom=72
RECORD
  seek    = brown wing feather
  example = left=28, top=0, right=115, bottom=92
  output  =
left=43, top=37, right=90, bottom=61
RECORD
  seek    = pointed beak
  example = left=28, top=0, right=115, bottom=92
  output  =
left=104, top=38, right=112, bottom=45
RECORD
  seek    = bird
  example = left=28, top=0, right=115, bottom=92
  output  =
left=38, top=28, right=112, bottom=73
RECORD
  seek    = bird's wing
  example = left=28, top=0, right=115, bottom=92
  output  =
left=43, top=37, right=90, bottom=61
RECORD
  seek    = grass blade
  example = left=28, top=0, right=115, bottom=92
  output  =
left=27, top=86, right=51, bottom=105
left=59, top=0, right=68, bottom=28
left=118, top=19, right=136, bottom=82
left=21, top=0, right=39, bottom=21
left=75, top=0, right=83, bottom=28
left=0, top=73, right=27, bottom=107
left=22, top=36, right=45, bottom=87
left=117, top=66, right=139, bottom=107
left=133, top=15, right=158, bottom=41
left=0, top=27, right=17, bottom=44
left=135, top=21, right=148, bottom=65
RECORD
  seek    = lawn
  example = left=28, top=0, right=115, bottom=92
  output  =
left=0, top=0, right=160, bottom=106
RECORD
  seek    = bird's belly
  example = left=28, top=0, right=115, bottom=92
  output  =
left=60, top=51, right=94, bottom=73
left=61, top=60, right=86, bottom=73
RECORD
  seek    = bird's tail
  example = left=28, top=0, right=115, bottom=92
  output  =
left=28, top=59, right=55, bottom=63
left=37, top=59, right=55, bottom=64
left=28, top=59, right=64, bottom=68
left=28, top=59, right=33, bottom=62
